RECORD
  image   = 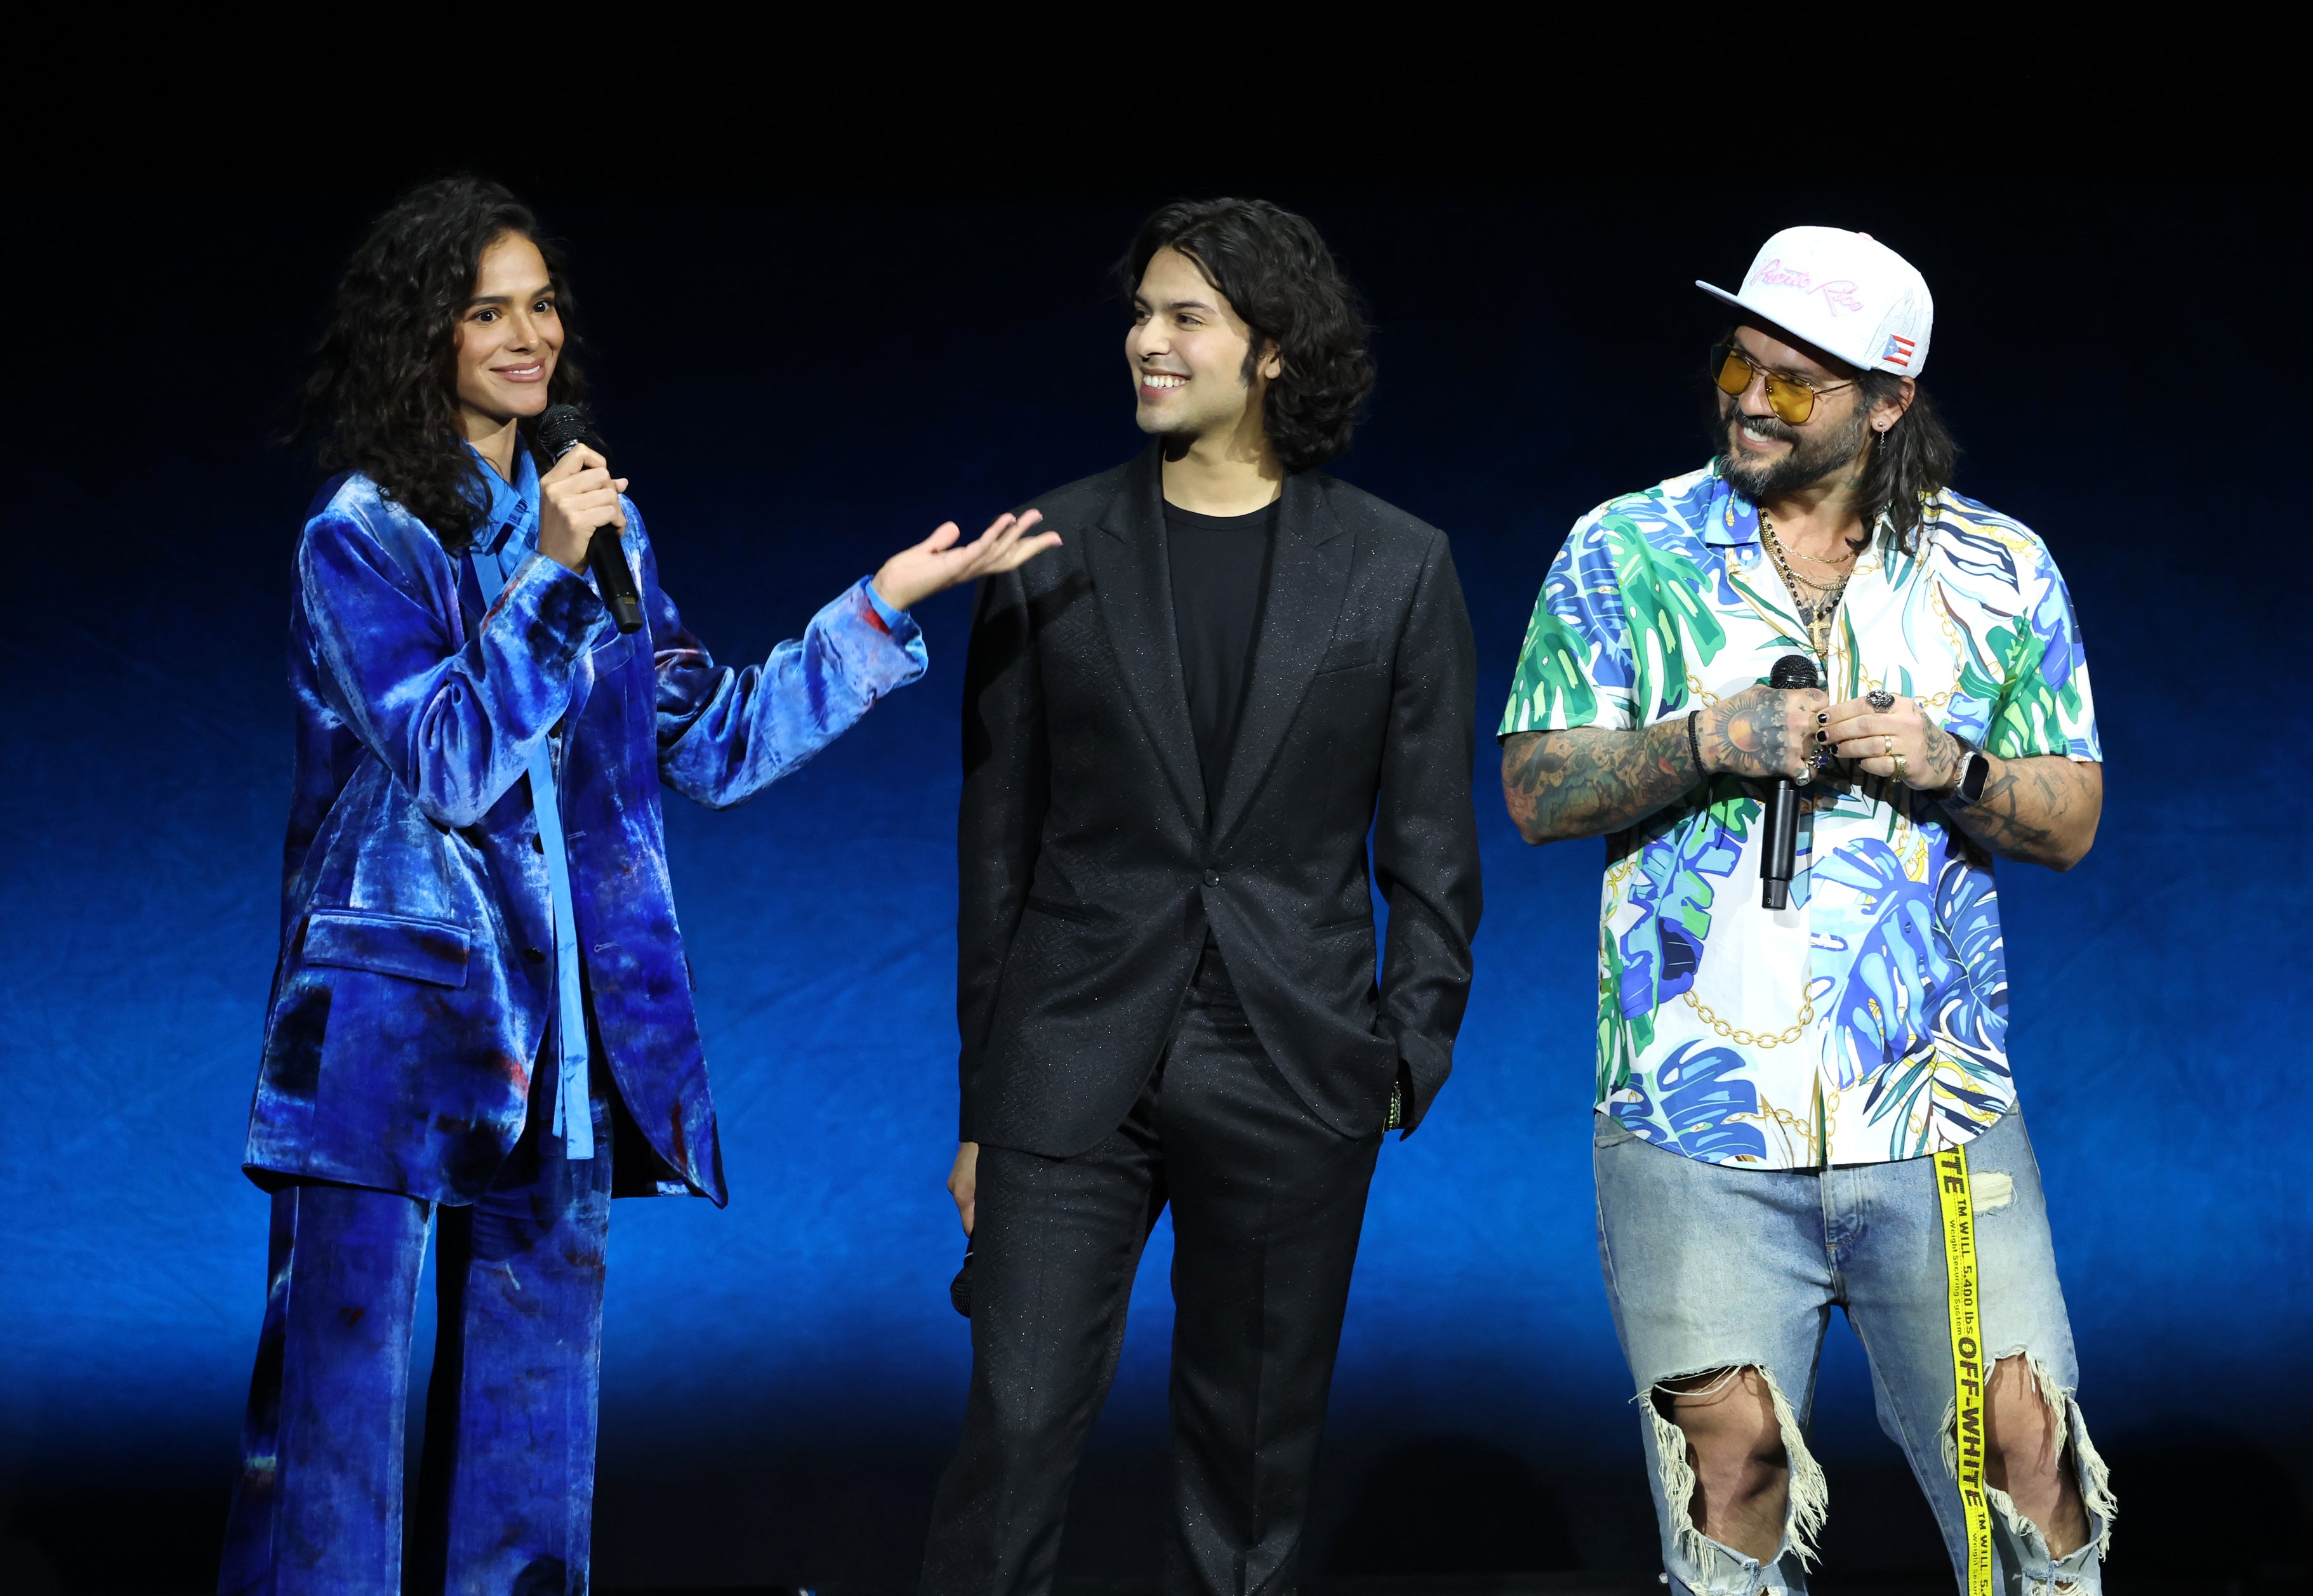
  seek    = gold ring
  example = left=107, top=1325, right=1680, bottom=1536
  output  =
left=1883, top=735, right=1896, bottom=758
left=1893, top=751, right=1907, bottom=781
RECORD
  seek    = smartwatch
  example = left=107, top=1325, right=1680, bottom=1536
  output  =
left=1944, top=735, right=1992, bottom=807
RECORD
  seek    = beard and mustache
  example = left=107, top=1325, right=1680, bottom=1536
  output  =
left=1715, top=390, right=1870, bottom=501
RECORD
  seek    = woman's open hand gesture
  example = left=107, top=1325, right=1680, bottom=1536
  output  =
left=872, top=511, right=1061, bottom=613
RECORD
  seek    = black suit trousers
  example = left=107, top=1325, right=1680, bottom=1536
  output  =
left=921, top=965, right=1382, bottom=1596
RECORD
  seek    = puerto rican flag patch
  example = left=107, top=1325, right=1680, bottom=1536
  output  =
left=1881, top=333, right=1917, bottom=368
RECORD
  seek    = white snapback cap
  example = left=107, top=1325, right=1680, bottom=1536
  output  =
left=1698, top=225, right=1933, bottom=378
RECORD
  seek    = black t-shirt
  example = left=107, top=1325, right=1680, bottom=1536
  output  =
left=1165, top=498, right=1279, bottom=814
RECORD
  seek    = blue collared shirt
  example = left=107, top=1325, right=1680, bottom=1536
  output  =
left=466, top=442, right=597, bottom=1154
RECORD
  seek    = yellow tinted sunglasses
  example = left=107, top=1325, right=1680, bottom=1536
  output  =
left=1712, top=343, right=1854, bottom=426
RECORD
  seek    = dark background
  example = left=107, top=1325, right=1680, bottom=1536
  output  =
left=4, top=44, right=2307, bottom=1595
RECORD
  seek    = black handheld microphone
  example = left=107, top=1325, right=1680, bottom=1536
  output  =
left=536, top=403, right=644, bottom=635
left=1760, top=654, right=1819, bottom=911
left=950, top=1243, right=974, bottom=1318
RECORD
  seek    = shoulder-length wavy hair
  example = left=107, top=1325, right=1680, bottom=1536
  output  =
left=1117, top=198, right=1374, bottom=473
left=296, top=176, right=584, bottom=551
left=1854, top=371, right=1959, bottom=553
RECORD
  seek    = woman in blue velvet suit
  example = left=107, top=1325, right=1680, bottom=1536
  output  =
left=219, top=178, right=1056, bottom=1596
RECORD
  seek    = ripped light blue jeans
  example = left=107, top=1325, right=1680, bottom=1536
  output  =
left=1594, top=1109, right=2115, bottom=1595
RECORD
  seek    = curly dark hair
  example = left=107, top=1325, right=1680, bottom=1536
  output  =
left=296, top=176, right=583, bottom=551
left=1117, top=198, right=1374, bottom=472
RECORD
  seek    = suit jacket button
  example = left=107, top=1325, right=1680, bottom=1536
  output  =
left=1203, top=870, right=1223, bottom=887
left=524, top=947, right=548, bottom=964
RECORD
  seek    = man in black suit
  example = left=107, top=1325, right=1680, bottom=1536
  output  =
left=923, top=198, right=1482, bottom=1596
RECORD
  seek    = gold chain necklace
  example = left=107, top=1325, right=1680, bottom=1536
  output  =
left=1787, top=544, right=1855, bottom=569
left=1760, top=511, right=1847, bottom=659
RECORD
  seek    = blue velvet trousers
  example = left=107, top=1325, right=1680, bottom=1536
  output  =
left=218, top=1066, right=612, bottom=1596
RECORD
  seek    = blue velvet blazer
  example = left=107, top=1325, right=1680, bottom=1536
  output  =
left=244, top=461, right=925, bottom=1205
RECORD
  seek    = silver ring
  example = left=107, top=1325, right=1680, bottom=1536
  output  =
left=1867, top=689, right=1896, bottom=711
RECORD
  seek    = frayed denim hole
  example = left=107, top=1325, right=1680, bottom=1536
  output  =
left=1645, top=1364, right=1829, bottom=1573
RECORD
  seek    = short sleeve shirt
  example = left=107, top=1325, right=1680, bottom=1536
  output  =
left=1500, top=462, right=2100, bottom=1169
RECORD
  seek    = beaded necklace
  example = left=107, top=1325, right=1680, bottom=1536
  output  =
left=1760, top=510, right=1856, bottom=660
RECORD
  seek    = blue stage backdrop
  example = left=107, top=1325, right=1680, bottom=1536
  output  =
left=4, top=190, right=2305, bottom=1589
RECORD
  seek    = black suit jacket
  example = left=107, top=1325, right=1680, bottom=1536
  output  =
left=957, top=448, right=1482, bottom=1157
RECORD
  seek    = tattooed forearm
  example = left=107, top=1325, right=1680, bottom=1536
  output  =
left=1501, top=721, right=1698, bottom=844
left=1502, top=685, right=1827, bottom=845
left=1942, top=755, right=2102, bottom=870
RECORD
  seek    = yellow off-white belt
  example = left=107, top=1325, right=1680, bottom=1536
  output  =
left=1936, top=1147, right=1992, bottom=1596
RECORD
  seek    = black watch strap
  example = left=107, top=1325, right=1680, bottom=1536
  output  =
left=1945, top=737, right=1991, bottom=806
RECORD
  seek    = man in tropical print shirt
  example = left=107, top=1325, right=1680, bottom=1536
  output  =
left=1501, top=228, right=2114, bottom=1593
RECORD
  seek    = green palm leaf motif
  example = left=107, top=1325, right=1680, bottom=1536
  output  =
left=1502, top=508, right=1729, bottom=733
left=1958, top=617, right=2089, bottom=758
left=1504, top=611, right=1599, bottom=730
left=1601, top=515, right=1726, bottom=716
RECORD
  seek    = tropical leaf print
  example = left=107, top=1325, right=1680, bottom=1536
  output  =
left=2029, top=572, right=2088, bottom=697
left=1955, top=614, right=2025, bottom=707
left=1500, top=486, right=1732, bottom=733
left=1932, top=856, right=2008, bottom=1029
left=1502, top=602, right=1603, bottom=732
left=1601, top=1074, right=1660, bottom=1140
left=1654, top=1041, right=1769, bottom=1163
left=1936, top=520, right=2024, bottom=591
left=1598, top=513, right=1727, bottom=722
left=1597, top=928, right=1642, bottom=1101
left=1995, top=576, right=2095, bottom=756
left=1857, top=859, right=2014, bottom=1158
left=1813, top=840, right=1950, bottom=1089
left=1971, top=619, right=2087, bottom=760
left=1617, top=795, right=1753, bottom=1020
left=1501, top=470, right=2091, bottom=1171
left=1859, top=1030, right=2014, bottom=1160
left=1940, top=508, right=2100, bottom=762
